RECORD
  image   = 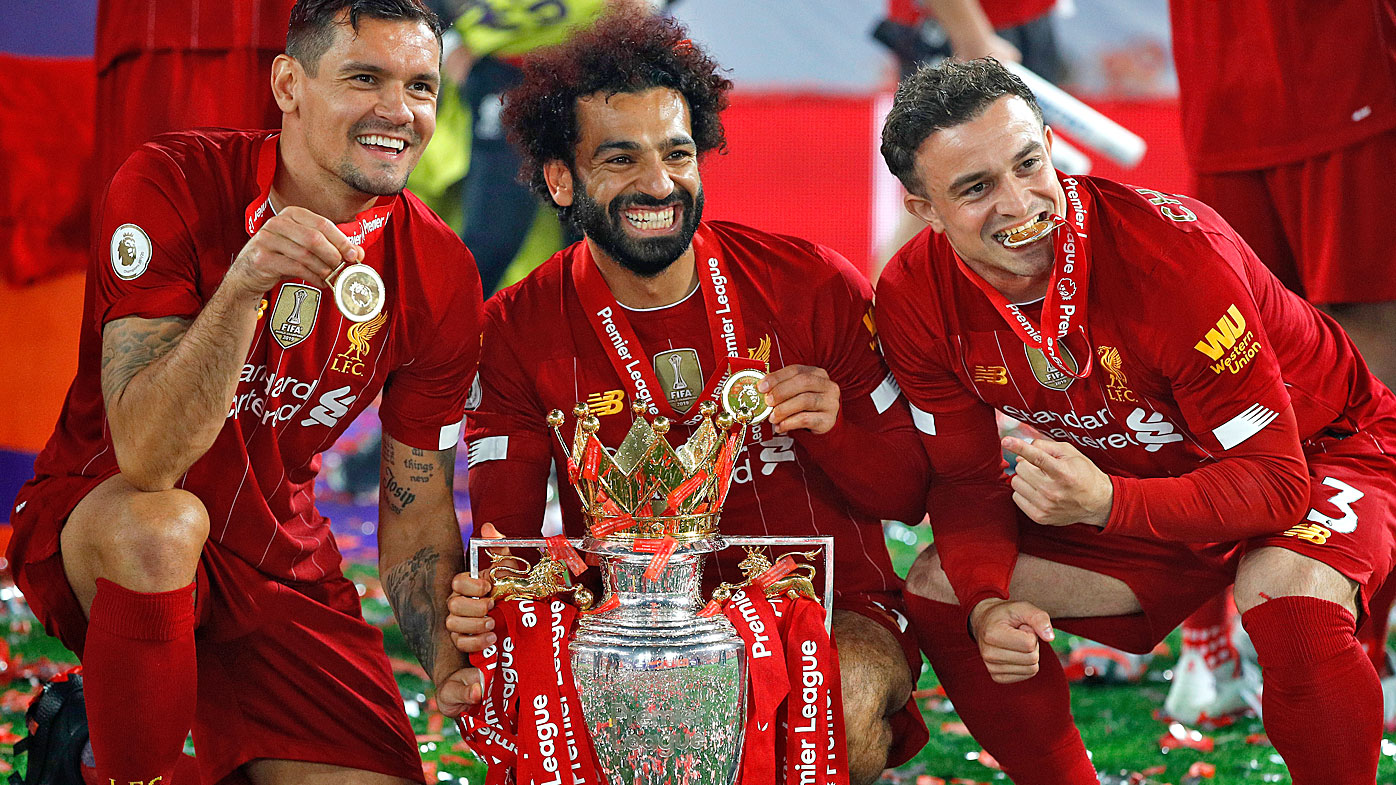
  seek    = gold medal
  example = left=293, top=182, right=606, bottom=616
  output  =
left=329, top=263, right=385, bottom=323
left=720, top=368, right=771, bottom=422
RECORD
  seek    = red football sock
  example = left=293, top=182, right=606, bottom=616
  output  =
left=1181, top=591, right=1238, bottom=670
left=1357, top=577, right=1395, bottom=674
left=83, top=579, right=197, bottom=785
left=904, top=594, right=1097, bottom=785
left=1243, top=596, right=1380, bottom=785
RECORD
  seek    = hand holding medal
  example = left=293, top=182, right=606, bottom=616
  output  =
left=324, top=258, right=386, bottom=323
left=242, top=137, right=392, bottom=323
left=746, top=364, right=841, bottom=435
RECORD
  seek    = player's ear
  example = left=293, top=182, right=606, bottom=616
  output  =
left=903, top=190, right=944, bottom=233
left=271, top=54, right=300, bottom=113
left=544, top=160, right=575, bottom=208
left=1043, top=124, right=1055, bottom=160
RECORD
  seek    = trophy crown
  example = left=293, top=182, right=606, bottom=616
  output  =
left=547, top=398, right=750, bottom=542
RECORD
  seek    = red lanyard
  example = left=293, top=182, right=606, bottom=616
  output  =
left=957, top=175, right=1095, bottom=380
left=573, top=227, right=761, bottom=422
left=242, top=134, right=394, bottom=251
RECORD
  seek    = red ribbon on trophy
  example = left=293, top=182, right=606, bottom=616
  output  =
left=777, top=596, right=851, bottom=785
left=461, top=585, right=851, bottom=784
left=724, top=589, right=789, bottom=784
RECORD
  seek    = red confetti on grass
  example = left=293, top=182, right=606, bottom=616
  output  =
left=911, top=685, right=946, bottom=699
left=1187, top=761, right=1217, bottom=778
left=439, top=753, right=474, bottom=767
left=1159, top=726, right=1215, bottom=753
left=0, top=722, right=20, bottom=745
left=1141, top=765, right=1167, bottom=776
left=914, top=777, right=946, bottom=785
left=1, top=687, right=36, bottom=713
left=388, top=658, right=428, bottom=678
left=939, top=721, right=970, bottom=735
left=976, top=749, right=1002, bottom=770
left=1245, top=733, right=1270, bottom=746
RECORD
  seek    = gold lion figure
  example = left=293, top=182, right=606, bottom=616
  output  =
left=708, top=546, right=822, bottom=605
left=487, top=553, right=595, bottom=610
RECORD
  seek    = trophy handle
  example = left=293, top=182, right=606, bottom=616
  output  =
left=470, top=535, right=836, bottom=632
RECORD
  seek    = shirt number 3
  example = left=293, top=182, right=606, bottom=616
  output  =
left=1306, top=477, right=1365, bottom=534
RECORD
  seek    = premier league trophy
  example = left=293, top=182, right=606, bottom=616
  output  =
left=551, top=399, right=747, bottom=785
left=469, top=394, right=834, bottom=785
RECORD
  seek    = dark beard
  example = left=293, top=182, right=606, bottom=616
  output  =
left=571, top=182, right=703, bottom=278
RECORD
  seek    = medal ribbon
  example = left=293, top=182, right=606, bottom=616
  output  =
left=572, top=231, right=762, bottom=423
left=779, top=596, right=851, bottom=785
left=956, top=175, right=1095, bottom=380
left=242, top=133, right=394, bottom=253
left=722, top=589, right=789, bottom=785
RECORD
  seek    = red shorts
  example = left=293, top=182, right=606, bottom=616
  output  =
left=9, top=475, right=425, bottom=785
left=1020, top=429, right=1396, bottom=652
left=834, top=591, right=929, bottom=768
left=1193, top=127, right=1396, bottom=305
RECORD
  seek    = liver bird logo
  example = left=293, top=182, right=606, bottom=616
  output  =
left=345, top=311, right=387, bottom=359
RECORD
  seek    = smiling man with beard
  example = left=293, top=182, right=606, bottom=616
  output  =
left=447, top=12, right=934, bottom=784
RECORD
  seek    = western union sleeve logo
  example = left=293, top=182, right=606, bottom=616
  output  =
left=1194, top=304, right=1261, bottom=374
left=1194, top=305, right=1246, bottom=360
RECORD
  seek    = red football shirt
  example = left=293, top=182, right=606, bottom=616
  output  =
left=877, top=174, right=1396, bottom=609
left=1169, top=0, right=1396, bottom=172
left=887, top=0, right=1056, bottom=33
left=24, top=129, right=483, bottom=583
left=464, top=221, right=927, bottom=597
left=95, top=0, right=295, bottom=74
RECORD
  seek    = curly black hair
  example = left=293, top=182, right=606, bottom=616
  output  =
left=881, top=58, right=1042, bottom=196
left=501, top=11, right=732, bottom=215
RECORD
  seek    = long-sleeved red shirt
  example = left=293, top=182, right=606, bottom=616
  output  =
left=464, top=221, right=930, bottom=597
left=877, top=174, right=1396, bottom=611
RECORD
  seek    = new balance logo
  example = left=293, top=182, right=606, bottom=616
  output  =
left=972, top=365, right=1009, bottom=385
left=585, top=389, right=626, bottom=416
left=301, top=385, right=358, bottom=428
left=1283, top=522, right=1331, bottom=545
left=1194, top=305, right=1246, bottom=361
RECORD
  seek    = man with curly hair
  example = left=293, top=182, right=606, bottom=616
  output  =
left=444, top=12, right=932, bottom=783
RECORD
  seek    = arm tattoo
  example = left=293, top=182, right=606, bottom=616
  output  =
left=382, top=444, right=456, bottom=514
left=100, top=316, right=191, bottom=405
left=383, top=545, right=443, bottom=678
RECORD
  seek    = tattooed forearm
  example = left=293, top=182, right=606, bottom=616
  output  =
left=101, top=279, right=264, bottom=490
left=383, top=467, right=418, bottom=514
left=383, top=545, right=442, bottom=677
left=381, top=446, right=456, bottom=514
left=405, top=448, right=437, bottom=484
left=100, top=316, right=190, bottom=404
